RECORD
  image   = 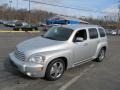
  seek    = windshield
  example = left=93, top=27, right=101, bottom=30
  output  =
left=43, top=27, right=73, bottom=41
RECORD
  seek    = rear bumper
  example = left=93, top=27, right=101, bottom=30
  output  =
left=9, top=52, right=45, bottom=77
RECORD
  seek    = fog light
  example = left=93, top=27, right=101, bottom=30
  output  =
left=26, top=72, right=31, bottom=76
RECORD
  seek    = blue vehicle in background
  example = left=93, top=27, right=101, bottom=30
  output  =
left=47, top=15, right=88, bottom=25
left=43, top=15, right=88, bottom=31
left=47, top=19, right=81, bottom=25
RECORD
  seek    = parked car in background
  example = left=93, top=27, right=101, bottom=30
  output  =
left=9, top=24, right=108, bottom=81
left=0, top=20, right=4, bottom=24
left=111, top=30, right=117, bottom=36
left=21, top=24, right=38, bottom=31
left=13, top=21, right=28, bottom=31
left=1, top=20, right=9, bottom=25
left=0, top=20, right=8, bottom=24
left=4, top=21, right=15, bottom=27
left=105, top=29, right=112, bottom=35
left=3, top=20, right=18, bottom=27
left=38, top=22, right=46, bottom=27
left=13, top=23, right=38, bottom=31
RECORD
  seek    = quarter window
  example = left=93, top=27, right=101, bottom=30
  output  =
left=88, top=28, right=98, bottom=39
left=98, top=28, right=105, bottom=37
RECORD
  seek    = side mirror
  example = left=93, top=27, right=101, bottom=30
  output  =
left=75, top=37, right=84, bottom=42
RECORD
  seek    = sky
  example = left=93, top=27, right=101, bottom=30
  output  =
left=0, top=0, right=118, bottom=17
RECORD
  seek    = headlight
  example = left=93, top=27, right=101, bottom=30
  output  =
left=29, top=53, right=45, bottom=64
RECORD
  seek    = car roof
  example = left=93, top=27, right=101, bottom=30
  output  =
left=59, top=24, right=101, bottom=30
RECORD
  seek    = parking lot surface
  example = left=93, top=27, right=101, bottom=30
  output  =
left=0, top=33, right=120, bottom=90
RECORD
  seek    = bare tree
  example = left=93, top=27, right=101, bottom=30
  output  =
left=0, top=5, right=54, bottom=23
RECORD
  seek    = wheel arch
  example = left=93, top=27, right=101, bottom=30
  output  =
left=95, top=45, right=107, bottom=58
left=46, top=57, right=68, bottom=70
left=102, top=46, right=107, bottom=52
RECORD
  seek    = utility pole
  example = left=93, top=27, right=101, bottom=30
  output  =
left=9, top=0, right=12, bottom=9
left=9, top=0, right=12, bottom=31
left=28, top=0, right=31, bottom=24
left=104, top=16, right=108, bottom=29
left=117, top=0, right=120, bottom=34
left=118, top=1, right=120, bottom=21
left=9, top=0, right=12, bottom=20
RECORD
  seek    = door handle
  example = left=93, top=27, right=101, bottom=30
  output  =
left=83, top=43, right=88, bottom=46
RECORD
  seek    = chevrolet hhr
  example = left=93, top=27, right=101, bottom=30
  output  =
left=9, top=24, right=108, bottom=80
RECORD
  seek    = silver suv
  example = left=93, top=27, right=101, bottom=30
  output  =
left=9, top=24, right=108, bottom=80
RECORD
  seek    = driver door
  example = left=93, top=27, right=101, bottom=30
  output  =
left=73, top=29, right=90, bottom=63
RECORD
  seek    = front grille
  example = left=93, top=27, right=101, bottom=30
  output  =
left=14, top=49, right=25, bottom=61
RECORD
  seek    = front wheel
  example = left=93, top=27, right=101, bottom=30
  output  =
left=45, top=59, right=65, bottom=81
left=96, top=48, right=106, bottom=62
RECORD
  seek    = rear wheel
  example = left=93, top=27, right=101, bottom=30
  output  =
left=45, top=59, right=65, bottom=81
left=96, top=48, right=106, bottom=62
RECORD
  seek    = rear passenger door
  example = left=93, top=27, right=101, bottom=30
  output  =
left=87, top=28, right=99, bottom=58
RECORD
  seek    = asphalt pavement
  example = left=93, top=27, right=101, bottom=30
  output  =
left=0, top=33, right=120, bottom=90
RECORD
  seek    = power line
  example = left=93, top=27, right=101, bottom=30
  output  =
left=24, top=0, right=106, bottom=14
left=9, top=0, right=12, bottom=9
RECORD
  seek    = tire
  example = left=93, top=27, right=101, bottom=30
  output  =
left=96, top=48, right=106, bottom=62
left=45, top=59, right=65, bottom=81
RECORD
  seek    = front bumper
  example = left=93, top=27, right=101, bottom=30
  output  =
left=9, top=52, right=45, bottom=77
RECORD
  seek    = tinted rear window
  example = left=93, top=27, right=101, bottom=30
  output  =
left=98, top=28, right=106, bottom=37
left=88, top=28, right=98, bottom=39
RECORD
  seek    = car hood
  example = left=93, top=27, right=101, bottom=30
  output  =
left=17, top=36, right=67, bottom=55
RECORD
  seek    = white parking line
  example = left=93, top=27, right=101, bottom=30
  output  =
left=59, top=64, right=95, bottom=90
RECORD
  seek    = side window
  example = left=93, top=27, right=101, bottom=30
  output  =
left=73, top=29, right=87, bottom=42
left=98, top=28, right=106, bottom=37
left=88, top=28, right=98, bottom=39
